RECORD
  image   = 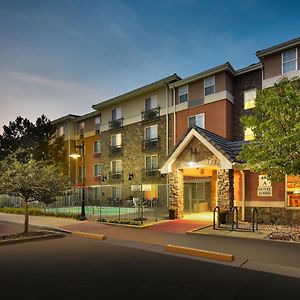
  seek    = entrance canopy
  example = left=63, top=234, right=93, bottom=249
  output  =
left=160, top=126, right=245, bottom=173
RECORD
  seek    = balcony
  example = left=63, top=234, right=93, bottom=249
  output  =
left=141, top=107, right=160, bottom=122
left=109, top=145, right=123, bottom=156
left=142, top=168, right=161, bottom=180
left=142, top=137, right=160, bottom=151
left=109, top=171, right=124, bottom=182
left=109, top=118, right=123, bottom=131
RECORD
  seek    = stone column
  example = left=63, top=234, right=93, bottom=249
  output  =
left=217, top=169, right=234, bottom=210
left=167, top=164, right=184, bottom=218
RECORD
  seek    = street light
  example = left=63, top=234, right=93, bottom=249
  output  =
left=70, top=141, right=86, bottom=221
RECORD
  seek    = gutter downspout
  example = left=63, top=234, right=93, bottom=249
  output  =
left=165, top=83, right=169, bottom=157
left=241, top=170, right=245, bottom=221
left=172, top=86, right=176, bottom=146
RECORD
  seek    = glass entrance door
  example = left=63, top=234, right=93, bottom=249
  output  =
left=184, top=181, right=211, bottom=213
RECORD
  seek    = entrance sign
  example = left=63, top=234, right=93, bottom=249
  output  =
left=131, top=185, right=142, bottom=192
left=258, top=186, right=272, bottom=196
left=258, top=175, right=272, bottom=196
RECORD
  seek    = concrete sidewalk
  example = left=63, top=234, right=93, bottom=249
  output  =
left=1, top=212, right=300, bottom=279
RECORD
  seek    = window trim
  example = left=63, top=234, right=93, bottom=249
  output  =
left=178, top=85, right=188, bottom=103
left=188, top=113, right=205, bottom=129
left=144, top=124, right=158, bottom=140
left=281, top=48, right=298, bottom=75
left=244, top=88, right=257, bottom=110
left=111, top=133, right=122, bottom=146
left=204, top=75, right=215, bottom=96
left=93, top=164, right=102, bottom=177
left=145, top=155, right=159, bottom=170
left=111, top=160, right=122, bottom=172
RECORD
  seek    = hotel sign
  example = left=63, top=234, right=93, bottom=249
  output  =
left=257, top=175, right=272, bottom=196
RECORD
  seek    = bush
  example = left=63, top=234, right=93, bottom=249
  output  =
left=0, top=207, right=81, bottom=220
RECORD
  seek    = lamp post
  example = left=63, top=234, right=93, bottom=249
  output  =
left=70, top=141, right=86, bottom=221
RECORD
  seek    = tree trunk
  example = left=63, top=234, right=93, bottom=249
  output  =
left=23, top=199, right=29, bottom=236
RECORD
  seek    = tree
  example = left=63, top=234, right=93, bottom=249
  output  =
left=0, top=152, right=68, bottom=235
left=0, top=115, right=66, bottom=170
left=238, top=77, right=300, bottom=182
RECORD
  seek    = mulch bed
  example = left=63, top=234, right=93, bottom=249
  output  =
left=0, top=230, right=56, bottom=241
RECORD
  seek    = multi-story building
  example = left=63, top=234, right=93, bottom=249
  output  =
left=53, top=37, right=300, bottom=224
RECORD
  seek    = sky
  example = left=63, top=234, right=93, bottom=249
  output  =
left=1, top=0, right=300, bottom=131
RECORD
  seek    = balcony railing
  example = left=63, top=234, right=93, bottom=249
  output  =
left=142, top=137, right=160, bottom=151
left=141, top=107, right=160, bottom=122
left=109, top=145, right=123, bottom=156
left=142, top=168, right=161, bottom=180
left=109, top=171, right=124, bottom=182
left=109, top=118, right=123, bottom=131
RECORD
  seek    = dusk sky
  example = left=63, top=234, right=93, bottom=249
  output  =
left=1, top=0, right=300, bottom=131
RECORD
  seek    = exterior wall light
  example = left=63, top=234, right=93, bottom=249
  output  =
left=128, top=173, right=134, bottom=180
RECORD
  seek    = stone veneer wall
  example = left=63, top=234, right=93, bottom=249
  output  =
left=168, top=163, right=184, bottom=218
left=232, top=69, right=262, bottom=141
left=245, top=207, right=300, bottom=225
left=100, top=116, right=167, bottom=200
left=217, top=169, right=234, bottom=210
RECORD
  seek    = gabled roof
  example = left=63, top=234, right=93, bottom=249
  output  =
left=75, top=110, right=101, bottom=122
left=169, top=62, right=235, bottom=88
left=51, top=114, right=79, bottom=125
left=92, top=73, right=181, bottom=110
left=256, top=36, right=300, bottom=58
left=160, top=126, right=246, bottom=173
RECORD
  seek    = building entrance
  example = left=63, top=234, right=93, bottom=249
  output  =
left=184, top=179, right=211, bottom=213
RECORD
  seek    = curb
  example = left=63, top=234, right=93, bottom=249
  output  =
left=72, top=231, right=107, bottom=240
left=0, top=232, right=65, bottom=246
left=165, top=244, right=234, bottom=262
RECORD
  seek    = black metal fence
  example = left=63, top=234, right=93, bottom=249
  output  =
left=0, top=184, right=169, bottom=225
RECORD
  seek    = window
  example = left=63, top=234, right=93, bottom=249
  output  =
left=95, top=116, right=101, bottom=132
left=78, top=122, right=84, bottom=135
left=244, top=127, right=254, bottom=141
left=112, top=107, right=122, bottom=120
left=286, top=176, right=300, bottom=208
left=78, top=166, right=85, bottom=178
left=94, top=140, right=101, bottom=154
left=178, top=85, right=188, bottom=103
left=145, top=155, right=158, bottom=170
left=111, top=160, right=122, bottom=173
left=112, top=186, right=122, bottom=199
left=58, top=126, right=64, bottom=136
left=111, top=133, right=122, bottom=146
left=144, top=125, right=158, bottom=140
left=282, top=48, right=297, bottom=74
left=204, top=76, right=215, bottom=96
left=94, top=164, right=102, bottom=177
left=145, top=95, right=158, bottom=110
left=188, top=113, right=205, bottom=128
left=244, top=89, right=256, bottom=109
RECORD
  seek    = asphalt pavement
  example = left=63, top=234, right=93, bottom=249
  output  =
left=1, top=212, right=300, bottom=279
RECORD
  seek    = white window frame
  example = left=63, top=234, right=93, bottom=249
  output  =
left=188, top=113, right=205, bottom=129
left=244, top=88, right=257, bottom=110
left=145, top=95, right=158, bottom=110
left=95, top=116, right=101, bottom=131
left=58, top=126, right=64, bottom=137
left=111, top=133, right=122, bottom=146
left=94, top=140, right=101, bottom=154
left=144, top=125, right=158, bottom=140
left=244, top=127, right=254, bottom=141
left=111, top=160, right=122, bottom=173
left=178, top=85, right=188, bottom=103
left=94, top=164, right=102, bottom=177
left=204, top=75, right=215, bottom=96
left=145, top=155, right=158, bottom=170
left=282, top=48, right=298, bottom=74
left=112, top=107, right=122, bottom=120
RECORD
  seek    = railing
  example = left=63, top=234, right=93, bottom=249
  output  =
left=142, top=168, right=161, bottom=180
left=109, top=118, right=123, bottom=131
left=141, top=107, right=160, bottom=122
left=108, top=171, right=124, bottom=182
left=142, top=137, right=160, bottom=151
left=109, top=145, right=123, bottom=156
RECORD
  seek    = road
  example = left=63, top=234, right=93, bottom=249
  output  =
left=0, top=234, right=299, bottom=300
